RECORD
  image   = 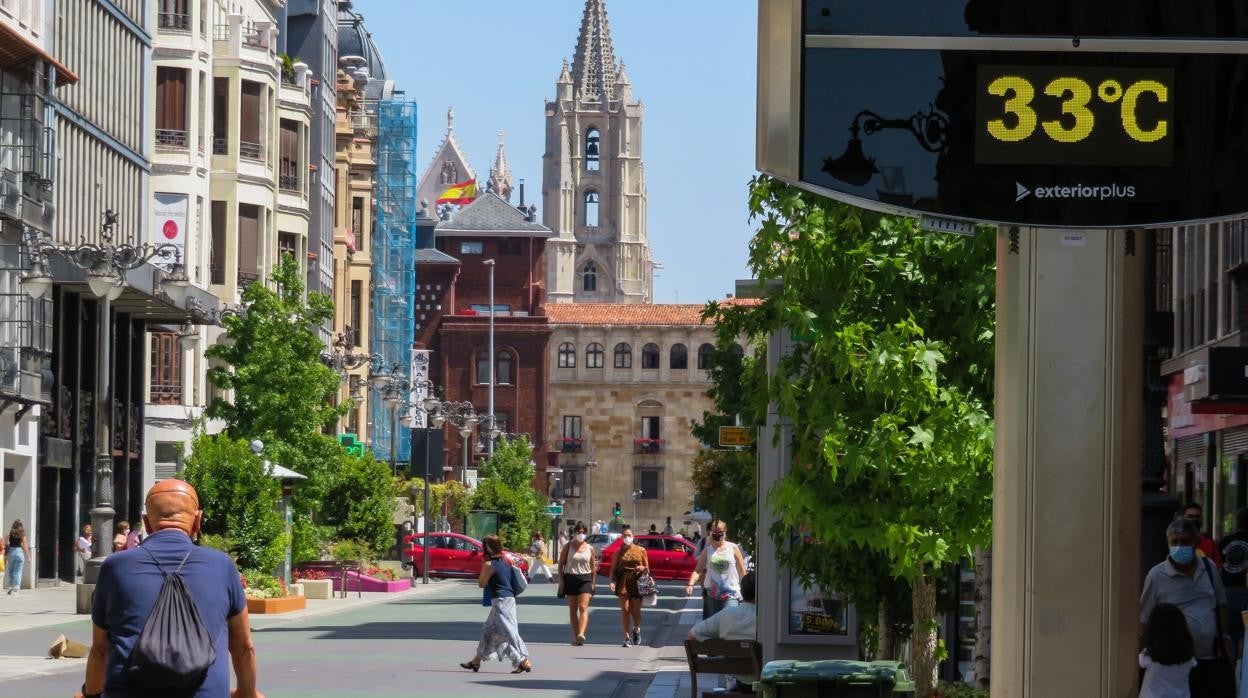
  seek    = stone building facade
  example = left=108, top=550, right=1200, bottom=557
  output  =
left=545, top=304, right=725, bottom=532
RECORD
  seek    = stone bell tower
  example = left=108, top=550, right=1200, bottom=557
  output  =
left=543, top=0, right=653, bottom=304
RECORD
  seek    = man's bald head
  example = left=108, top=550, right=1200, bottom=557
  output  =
left=143, top=479, right=202, bottom=537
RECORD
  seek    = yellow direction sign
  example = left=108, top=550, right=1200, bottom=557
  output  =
left=718, top=426, right=751, bottom=447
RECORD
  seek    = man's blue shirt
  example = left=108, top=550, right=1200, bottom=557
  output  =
left=91, top=528, right=246, bottom=697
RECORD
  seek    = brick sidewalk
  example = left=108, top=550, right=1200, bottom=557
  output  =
left=639, top=595, right=734, bottom=698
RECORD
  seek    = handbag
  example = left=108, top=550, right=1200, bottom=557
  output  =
left=511, top=563, right=528, bottom=596
left=637, top=572, right=658, bottom=598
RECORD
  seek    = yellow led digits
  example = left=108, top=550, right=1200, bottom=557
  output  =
left=983, top=75, right=1170, bottom=146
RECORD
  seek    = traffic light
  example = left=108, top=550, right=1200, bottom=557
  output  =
left=613, top=502, right=621, bottom=517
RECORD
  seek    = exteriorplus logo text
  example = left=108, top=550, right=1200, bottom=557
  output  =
left=1015, top=182, right=1136, bottom=202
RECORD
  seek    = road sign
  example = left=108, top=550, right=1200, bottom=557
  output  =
left=719, top=426, right=751, bottom=448
left=545, top=504, right=564, bottom=517
left=758, top=0, right=1248, bottom=228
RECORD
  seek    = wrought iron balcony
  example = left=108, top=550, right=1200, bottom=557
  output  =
left=158, top=12, right=191, bottom=32
left=239, top=140, right=263, bottom=161
left=212, top=137, right=227, bottom=155
left=241, top=25, right=266, bottom=49
left=558, top=437, right=584, bottom=454
left=237, top=270, right=260, bottom=286
left=279, top=174, right=300, bottom=192
left=156, top=129, right=189, bottom=149
left=633, top=438, right=665, bottom=454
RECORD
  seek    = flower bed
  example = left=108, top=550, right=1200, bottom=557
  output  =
left=246, top=595, right=306, bottom=614
left=335, top=569, right=412, bottom=593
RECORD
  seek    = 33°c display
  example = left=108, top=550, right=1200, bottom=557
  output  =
left=975, top=66, right=1174, bottom=167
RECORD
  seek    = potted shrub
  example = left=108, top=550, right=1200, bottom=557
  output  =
left=242, top=570, right=306, bottom=614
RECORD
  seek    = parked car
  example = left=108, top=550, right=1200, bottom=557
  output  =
left=585, top=532, right=620, bottom=554
left=401, top=532, right=530, bottom=579
left=596, top=534, right=697, bottom=581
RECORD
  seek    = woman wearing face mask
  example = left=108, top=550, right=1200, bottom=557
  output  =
left=685, top=520, right=747, bottom=619
left=608, top=527, right=650, bottom=647
left=558, top=522, right=597, bottom=645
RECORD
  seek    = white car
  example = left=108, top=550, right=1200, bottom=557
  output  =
left=585, top=532, right=620, bottom=553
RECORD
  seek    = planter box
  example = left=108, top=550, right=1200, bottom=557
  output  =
left=302, top=579, right=334, bottom=600
left=246, top=595, right=306, bottom=614
left=337, top=571, right=411, bottom=593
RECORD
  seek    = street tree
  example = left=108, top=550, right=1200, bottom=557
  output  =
left=712, top=176, right=995, bottom=693
left=468, top=436, right=545, bottom=551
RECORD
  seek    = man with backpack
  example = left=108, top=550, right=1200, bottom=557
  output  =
left=75, top=479, right=264, bottom=698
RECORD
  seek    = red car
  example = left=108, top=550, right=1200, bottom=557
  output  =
left=597, top=534, right=697, bottom=581
left=402, top=532, right=530, bottom=579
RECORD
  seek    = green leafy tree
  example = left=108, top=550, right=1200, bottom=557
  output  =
left=689, top=341, right=768, bottom=553
left=713, top=176, right=995, bottom=692
left=182, top=433, right=286, bottom=571
left=319, top=450, right=395, bottom=554
left=468, top=436, right=545, bottom=550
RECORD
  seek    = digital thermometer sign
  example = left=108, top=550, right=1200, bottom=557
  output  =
left=975, top=67, right=1174, bottom=167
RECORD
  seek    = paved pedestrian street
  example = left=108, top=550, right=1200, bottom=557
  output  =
left=0, top=580, right=696, bottom=697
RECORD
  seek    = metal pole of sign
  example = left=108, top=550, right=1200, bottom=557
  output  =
left=389, top=401, right=399, bottom=477
left=485, top=259, right=495, bottom=456
left=422, top=426, right=432, bottom=585
left=631, top=489, right=640, bottom=531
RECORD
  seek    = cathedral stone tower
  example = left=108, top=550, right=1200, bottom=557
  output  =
left=544, top=0, right=653, bottom=304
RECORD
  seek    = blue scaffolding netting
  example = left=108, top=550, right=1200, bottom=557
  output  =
left=370, top=99, right=418, bottom=464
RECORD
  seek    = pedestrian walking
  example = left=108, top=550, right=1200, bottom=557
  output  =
left=6, top=519, right=30, bottom=595
left=1139, top=602, right=1196, bottom=698
left=1180, top=502, right=1222, bottom=567
left=460, top=534, right=533, bottom=674
left=609, top=526, right=650, bottom=647
left=685, top=520, right=748, bottom=619
left=75, top=478, right=264, bottom=698
left=558, top=522, right=597, bottom=645
left=1139, top=517, right=1236, bottom=698
left=75, top=523, right=93, bottom=578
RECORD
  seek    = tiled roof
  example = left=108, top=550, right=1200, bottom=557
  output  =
left=545, top=299, right=758, bottom=326
left=436, top=193, right=552, bottom=237
left=415, top=248, right=460, bottom=264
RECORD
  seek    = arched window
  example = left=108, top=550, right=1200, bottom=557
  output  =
left=475, top=350, right=514, bottom=385
left=614, top=342, right=632, bottom=368
left=585, top=191, right=599, bottom=227
left=697, top=343, right=715, bottom=370
left=585, top=128, right=600, bottom=171
left=641, top=342, right=660, bottom=369
left=583, top=261, right=598, bottom=292
left=586, top=342, right=604, bottom=368
left=558, top=342, right=576, bottom=368
left=670, top=343, right=688, bottom=370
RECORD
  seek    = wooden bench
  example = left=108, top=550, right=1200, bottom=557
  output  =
left=683, top=638, right=763, bottom=698
left=294, top=560, right=362, bottom=599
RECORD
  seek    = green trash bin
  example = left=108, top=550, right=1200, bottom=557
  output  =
left=756, top=660, right=913, bottom=698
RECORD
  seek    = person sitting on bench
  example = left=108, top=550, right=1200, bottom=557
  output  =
left=688, top=571, right=757, bottom=693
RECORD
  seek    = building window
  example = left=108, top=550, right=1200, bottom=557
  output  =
left=585, top=191, right=599, bottom=228
left=469, top=304, right=510, bottom=316
left=641, top=343, right=660, bottom=369
left=475, top=351, right=512, bottom=385
left=564, top=467, right=585, bottom=498
left=350, top=281, right=362, bottom=346
left=583, top=261, right=598, bottom=292
left=460, top=241, right=483, bottom=255
left=586, top=342, right=604, bottom=368
left=670, top=343, right=688, bottom=370
left=278, top=232, right=297, bottom=261
left=278, top=119, right=300, bottom=191
left=500, top=240, right=523, bottom=255
left=212, top=77, right=229, bottom=154
left=158, top=0, right=190, bottom=31
left=210, top=200, right=226, bottom=284
left=561, top=415, right=583, bottom=453
left=634, top=468, right=662, bottom=500
left=585, top=128, right=600, bottom=171
left=697, top=343, right=715, bottom=370
left=351, top=196, right=364, bottom=246
left=155, top=67, right=188, bottom=148
left=558, top=342, right=576, bottom=368
left=154, top=441, right=181, bottom=481
left=150, top=332, right=183, bottom=405
left=640, top=415, right=661, bottom=440
left=614, top=342, right=632, bottom=368
left=239, top=80, right=264, bottom=160
left=237, top=204, right=261, bottom=285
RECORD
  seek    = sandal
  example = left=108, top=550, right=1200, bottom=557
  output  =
left=511, top=662, right=532, bottom=674
left=459, top=661, right=480, bottom=672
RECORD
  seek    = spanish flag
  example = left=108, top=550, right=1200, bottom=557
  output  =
left=437, top=179, right=477, bottom=205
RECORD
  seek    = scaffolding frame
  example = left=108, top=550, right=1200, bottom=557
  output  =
left=370, top=99, right=418, bottom=464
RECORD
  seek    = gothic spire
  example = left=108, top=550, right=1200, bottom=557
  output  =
left=570, top=0, right=617, bottom=102
left=488, top=130, right=514, bottom=203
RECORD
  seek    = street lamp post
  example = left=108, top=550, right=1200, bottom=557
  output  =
left=631, top=489, right=643, bottom=532
left=484, top=258, right=495, bottom=456
left=368, top=361, right=410, bottom=477
left=22, top=211, right=189, bottom=585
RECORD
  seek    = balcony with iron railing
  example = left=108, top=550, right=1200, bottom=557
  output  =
left=237, top=270, right=260, bottom=287
left=210, top=266, right=225, bottom=285
left=158, top=12, right=191, bottom=32
left=279, top=174, right=301, bottom=193
left=156, top=129, right=189, bottom=149
left=633, top=438, right=665, bottom=454
left=212, top=137, right=228, bottom=155
left=241, top=25, right=266, bottom=49
left=557, top=437, right=584, bottom=454
left=239, top=140, right=263, bottom=161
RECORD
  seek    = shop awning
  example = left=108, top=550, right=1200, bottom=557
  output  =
left=0, top=22, right=77, bottom=86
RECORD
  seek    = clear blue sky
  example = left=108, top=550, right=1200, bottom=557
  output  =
left=359, top=0, right=759, bottom=304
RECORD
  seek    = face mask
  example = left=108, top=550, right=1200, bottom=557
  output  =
left=575, top=533, right=586, bottom=543
left=712, top=532, right=725, bottom=541
left=622, top=536, right=634, bottom=546
left=1170, top=545, right=1196, bottom=565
